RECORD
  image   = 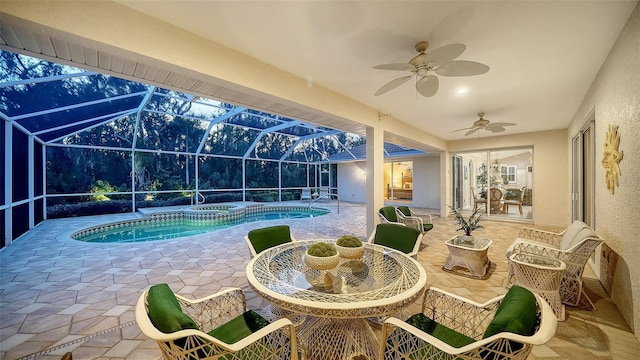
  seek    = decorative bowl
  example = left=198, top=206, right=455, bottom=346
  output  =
left=335, top=244, right=365, bottom=259
left=305, top=253, right=340, bottom=270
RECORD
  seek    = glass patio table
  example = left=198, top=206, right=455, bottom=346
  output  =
left=246, top=240, right=427, bottom=360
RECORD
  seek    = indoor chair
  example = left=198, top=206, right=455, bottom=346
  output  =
left=380, top=285, right=557, bottom=360
left=502, top=186, right=526, bottom=215
left=506, top=220, right=603, bottom=309
left=396, top=206, right=434, bottom=233
left=471, top=187, right=487, bottom=212
left=136, top=283, right=298, bottom=360
left=489, top=188, right=503, bottom=214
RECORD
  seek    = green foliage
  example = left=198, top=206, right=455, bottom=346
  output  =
left=90, top=180, right=118, bottom=201
left=448, top=205, right=484, bottom=236
left=336, top=235, right=363, bottom=247
left=307, top=242, right=337, bottom=257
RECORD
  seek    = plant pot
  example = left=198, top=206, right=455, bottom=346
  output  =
left=305, top=253, right=340, bottom=270
left=335, top=244, right=365, bottom=259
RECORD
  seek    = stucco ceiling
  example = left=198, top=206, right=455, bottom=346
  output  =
left=117, top=1, right=636, bottom=141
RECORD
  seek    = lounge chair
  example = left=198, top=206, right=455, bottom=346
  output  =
left=506, top=220, right=603, bottom=309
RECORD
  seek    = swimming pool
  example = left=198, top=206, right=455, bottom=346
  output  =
left=72, top=205, right=329, bottom=243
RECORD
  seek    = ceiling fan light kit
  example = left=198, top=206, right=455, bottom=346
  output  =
left=373, top=41, right=489, bottom=97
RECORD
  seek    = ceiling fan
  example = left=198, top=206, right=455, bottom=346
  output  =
left=373, top=41, right=489, bottom=97
left=453, top=113, right=516, bottom=136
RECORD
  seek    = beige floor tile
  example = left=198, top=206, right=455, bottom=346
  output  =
left=1, top=201, right=638, bottom=359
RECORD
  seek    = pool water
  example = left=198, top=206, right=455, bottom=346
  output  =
left=76, top=209, right=328, bottom=243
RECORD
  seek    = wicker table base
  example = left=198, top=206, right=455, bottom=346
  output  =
left=297, top=317, right=378, bottom=360
left=508, top=253, right=566, bottom=321
left=443, top=236, right=492, bottom=279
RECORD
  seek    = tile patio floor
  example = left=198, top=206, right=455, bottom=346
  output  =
left=1, top=201, right=639, bottom=359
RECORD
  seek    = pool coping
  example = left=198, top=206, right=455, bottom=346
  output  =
left=70, top=202, right=330, bottom=241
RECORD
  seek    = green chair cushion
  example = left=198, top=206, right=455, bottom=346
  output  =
left=147, top=284, right=199, bottom=334
left=208, top=310, right=271, bottom=344
left=397, top=206, right=411, bottom=217
left=247, top=225, right=292, bottom=254
left=404, top=313, right=475, bottom=348
left=483, top=285, right=538, bottom=339
left=422, top=223, right=434, bottom=232
left=373, top=223, right=420, bottom=254
left=379, top=206, right=398, bottom=222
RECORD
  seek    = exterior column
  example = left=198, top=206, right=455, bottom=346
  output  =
left=366, top=125, right=384, bottom=236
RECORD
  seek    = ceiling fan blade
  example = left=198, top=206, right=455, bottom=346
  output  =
left=487, top=126, right=506, bottom=133
left=487, top=122, right=516, bottom=128
left=422, top=43, right=466, bottom=66
left=374, top=75, right=413, bottom=96
left=372, top=63, right=416, bottom=71
left=451, top=127, right=475, bottom=133
left=435, top=60, right=490, bottom=77
left=416, top=75, right=439, bottom=97
left=465, top=128, right=481, bottom=136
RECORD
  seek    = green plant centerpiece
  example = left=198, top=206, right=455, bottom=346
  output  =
left=448, top=205, right=484, bottom=243
left=305, top=242, right=340, bottom=270
left=335, top=235, right=365, bottom=259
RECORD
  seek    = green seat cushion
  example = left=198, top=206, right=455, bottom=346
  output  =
left=379, top=206, right=398, bottom=222
left=247, top=225, right=292, bottom=254
left=397, top=206, right=411, bottom=217
left=483, top=285, right=538, bottom=339
left=404, top=313, right=475, bottom=348
left=374, top=223, right=420, bottom=254
left=147, top=284, right=198, bottom=333
left=422, top=223, right=434, bottom=232
left=208, top=310, right=271, bottom=344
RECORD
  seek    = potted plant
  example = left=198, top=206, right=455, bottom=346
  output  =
left=335, top=235, right=364, bottom=259
left=448, top=205, right=484, bottom=243
left=305, top=242, right=339, bottom=270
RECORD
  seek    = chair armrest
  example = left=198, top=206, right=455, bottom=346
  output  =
left=202, top=318, right=297, bottom=353
left=395, top=211, right=424, bottom=231
left=518, top=227, right=562, bottom=247
left=177, top=288, right=247, bottom=331
left=409, top=210, right=432, bottom=224
left=421, top=287, right=500, bottom=339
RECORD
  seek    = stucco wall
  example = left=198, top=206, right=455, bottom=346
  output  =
left=337, top=162, right=368, bottom=203
left=411, top=156, right=441, bottom=209
left=568, top=2, right=640, bottom=337
left=448, top=129, right=569, bottom=227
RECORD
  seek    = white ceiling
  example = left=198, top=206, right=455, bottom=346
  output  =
left=118, top=0, right=636, bottom=141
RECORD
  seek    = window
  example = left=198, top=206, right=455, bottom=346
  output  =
left=507, top=166, right=516, bottom=183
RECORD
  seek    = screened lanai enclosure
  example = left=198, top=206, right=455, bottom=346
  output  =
left=0, top=50, right=384, bottom=248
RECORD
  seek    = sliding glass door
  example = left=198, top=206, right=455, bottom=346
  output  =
left=454, top=148, right=534, bottom=221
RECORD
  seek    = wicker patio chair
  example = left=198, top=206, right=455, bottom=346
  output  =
left=378, top=206, right=403, bottom=225
left=380, top=285, right=557, bottom=360
left=136, top=284, right=298, bottom=360
left=244, top=225, right=296, bottom=257
left=396, top=206, right=434, bottom=233
left=506, top=220, right=603, bottom=309
left=244, top=225, right=305, bottom=325
left=379, top=206, right=426, bottom=234
left=367, top=223, right=422, bottom=259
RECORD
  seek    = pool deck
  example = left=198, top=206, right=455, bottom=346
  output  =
left=1, top=200, right=639, bottom=359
